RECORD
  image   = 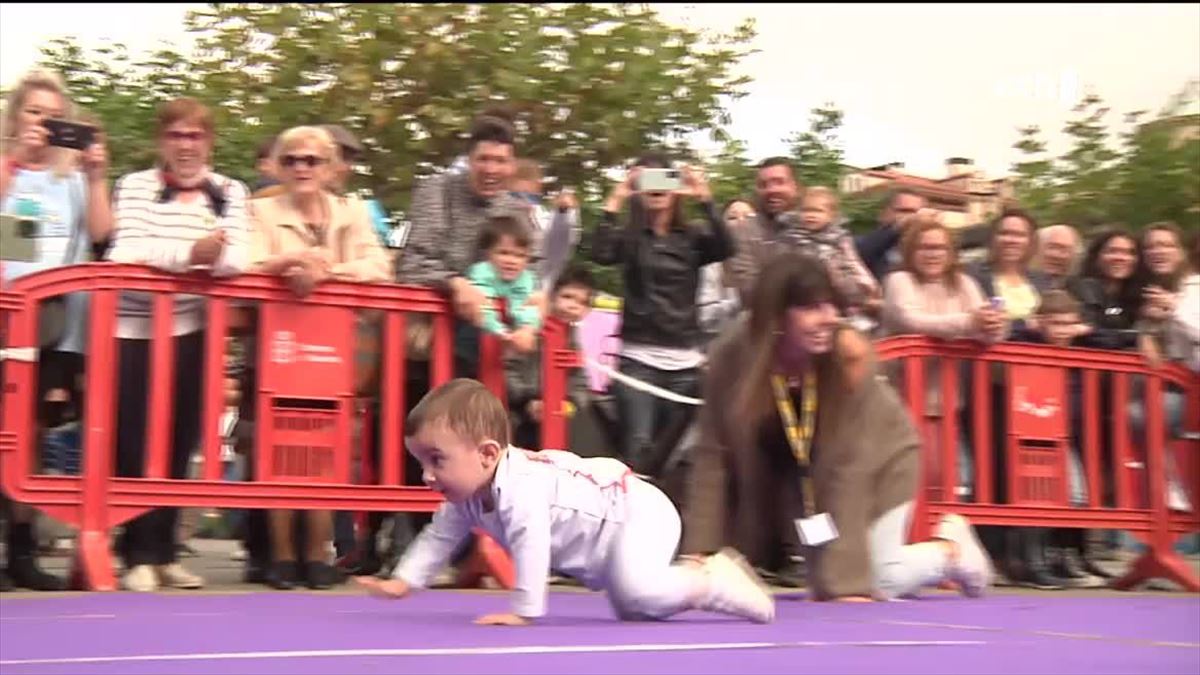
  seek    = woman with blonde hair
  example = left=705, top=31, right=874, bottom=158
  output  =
left=0, top=68, right=112, bottom=592
left=245, top=124, right=390, bottom=590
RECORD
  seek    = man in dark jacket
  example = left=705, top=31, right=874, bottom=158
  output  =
left=855, top=188, right=926, bottom=281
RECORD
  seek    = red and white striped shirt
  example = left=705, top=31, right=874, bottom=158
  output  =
left=108, top=168, right=250, bottom=338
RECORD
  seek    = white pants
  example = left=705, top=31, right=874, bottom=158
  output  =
left=602, top=479, right=701, bottom=620
left=868, top=501, right=951, bottom=600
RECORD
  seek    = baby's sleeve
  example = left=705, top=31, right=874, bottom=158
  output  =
left=391, top=502, right=473, bottom=588
left=499, top=481, right=553, bottom=618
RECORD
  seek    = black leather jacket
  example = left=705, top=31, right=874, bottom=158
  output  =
left=589, top=201, right=732, bottom=349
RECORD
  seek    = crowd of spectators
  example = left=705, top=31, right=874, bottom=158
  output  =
left=1, top=66, right=1196, bottom=595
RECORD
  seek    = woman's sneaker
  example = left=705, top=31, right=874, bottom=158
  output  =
left=935, top=514, right=992, bottom=597
left=156, top=563, right=204, bottom=590
left=699, top=548, right=776, bottom=623
left=122, top=565, right=158, bottom=593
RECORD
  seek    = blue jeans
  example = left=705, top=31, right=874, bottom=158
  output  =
left=1128, top=388, right=1186, bottom=441
left=613, top=357, right=700, bottom=477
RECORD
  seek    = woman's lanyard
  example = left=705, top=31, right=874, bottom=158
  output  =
left=771, top=370, right=818, bottom=517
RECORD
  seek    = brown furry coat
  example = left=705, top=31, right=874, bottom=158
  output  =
left=681, top=317, right=920, bottom=599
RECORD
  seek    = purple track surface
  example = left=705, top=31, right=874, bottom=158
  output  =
left=1, top=591, right=1197, bottom=674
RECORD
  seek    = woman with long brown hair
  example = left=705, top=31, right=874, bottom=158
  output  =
left=682, top=252, right=991, bottom=601
left=589, top=153, right=732, bottom=478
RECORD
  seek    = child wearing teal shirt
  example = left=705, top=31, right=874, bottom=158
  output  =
left=466, top=215, right=542, bottom=344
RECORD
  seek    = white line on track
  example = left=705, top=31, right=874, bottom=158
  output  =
left=0, top=614, right=116, bottom=622
left=0, top=640, right=989, bottom=666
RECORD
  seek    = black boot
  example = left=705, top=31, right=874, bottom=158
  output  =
left=0, top=568, right=12, bottom=592
left=7, top=555, right=67, bottom=591
left=773, top=557, right=806, bottom=588
left=266, top=560, right=300, bottom=590
left=1078, top=529, right=1115, bottom=580
left=1049, top=529, right=1087, bottom=587
left=304, top=561, right=339, bottom=590
left=6, top=522, right=66, bottom=591
left=1014, top=528, right=1066, bottom=590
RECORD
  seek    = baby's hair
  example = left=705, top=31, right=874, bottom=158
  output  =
left=1036, top=289, right=1080, bottom=317
left=407, top=378, right=511, bottom=447
left=803, top=186, right=840, bottom=213
left=552, top=264, right=595, bottom=298
left=478, top=215, right=533, bottom=253
left=514, top=159, right=542, bottom=184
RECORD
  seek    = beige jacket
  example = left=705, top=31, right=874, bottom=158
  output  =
left=248, top=191, right=390, bottom=282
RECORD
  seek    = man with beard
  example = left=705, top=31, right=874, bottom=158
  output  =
left=723, top=157, right=803, bottom=303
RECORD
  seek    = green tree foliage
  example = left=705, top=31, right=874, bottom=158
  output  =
left=32, top=3, right=756, bottom=213
left=706, top=136, right=756, bottom=208
left=1010, top=124, right=1056, bottom=219
left=1011, top=83, right=1199, bottom=232
left=787, top=103, right=845, bottom=190
left=27, top=3, right=757, bottom=295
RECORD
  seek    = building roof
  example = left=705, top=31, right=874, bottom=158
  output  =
left=849, top=166, right=1009, bottom=203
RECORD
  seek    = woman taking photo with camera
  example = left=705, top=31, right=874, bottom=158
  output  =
left=0, top=68, right=112, bottom=592
left=588, top=154, right=732, bottom=480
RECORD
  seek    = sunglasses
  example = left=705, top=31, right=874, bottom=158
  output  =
left=281, top=154, right=328, bottom=169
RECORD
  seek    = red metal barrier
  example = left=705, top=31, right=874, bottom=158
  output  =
left=2, top=265, right=1195, bottom=594
left=877, top=335, right=1200, bottom=592
left=0, top=263, right=575, bottom=590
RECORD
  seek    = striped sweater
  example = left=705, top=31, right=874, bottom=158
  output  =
left=107, top=169, right=251, bottom=339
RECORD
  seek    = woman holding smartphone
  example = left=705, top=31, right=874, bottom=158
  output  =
left=0, top=68, right=112, bottom=592
left=588, top=154, right=732, bottom=480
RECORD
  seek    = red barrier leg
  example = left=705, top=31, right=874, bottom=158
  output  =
left=73, top=288, right=119, bottom=591
left=70, top=530, right=116, bottom=592
left=1112, top=374, right=1200, bottom=592
left=1111, top=549, right=1200, bottom=592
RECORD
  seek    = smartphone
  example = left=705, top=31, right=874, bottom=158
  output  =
left=386, top=221, right=411, bottom=250
left=637, top=167, right=683, bottom=193
left=0, top=214, right=39, bottom=262
left=990, top=296, right=1005, bottom=311
left=44, top=119, right=97, bottom=151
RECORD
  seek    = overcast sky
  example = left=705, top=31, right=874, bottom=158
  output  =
left=3, top=3, right=1197, bottom=179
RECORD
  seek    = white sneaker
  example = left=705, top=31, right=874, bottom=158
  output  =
left=156, top=563, right=204, bottom=590
left=1167, top=479, right=1193, bottom=513
left=699, top=548, right=776, bottom=623
left=934, top=514, right=992, bottom=597
left=122, top=565, right=158, bottom=593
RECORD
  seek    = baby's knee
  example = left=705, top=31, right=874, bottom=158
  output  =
left=872, top=561, right=910, bottom=601
left=609, top=585, right=671, bottom=620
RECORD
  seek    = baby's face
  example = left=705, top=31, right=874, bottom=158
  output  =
left=407, top=423, right=501, bottom=503
left=552, top=284, right=591, bottom=324
left=800, top=197, right=835, bottom=230
left=489, top=234, right=530, bottom=282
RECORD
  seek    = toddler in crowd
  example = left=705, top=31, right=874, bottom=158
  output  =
left=355, top=379, right=775, bottom=625
left=466, top=215, right=542, bottom=353
left=507, top=265, right=596, bottom=449
left=787, top=186, right=880, bottom=328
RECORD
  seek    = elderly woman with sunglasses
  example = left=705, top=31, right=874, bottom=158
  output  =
left=245, top=125, right=390, bottom=590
